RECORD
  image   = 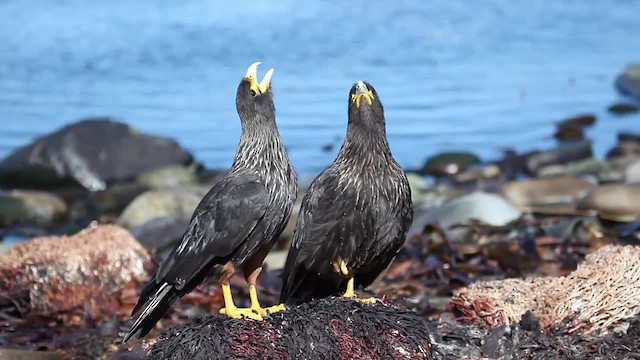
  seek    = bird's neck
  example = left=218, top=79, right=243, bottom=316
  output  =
left=336, top=121, right=392, bottom=167
left=232, top=123, right=290, bottom=174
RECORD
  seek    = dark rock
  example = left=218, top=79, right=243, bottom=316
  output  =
left=526, top=140, right=593, bottom=174
left=615, top=64, right=640, bottom=101
left=558, top=114, right=597, bottom=127
left=0, top=119, right=194, bottom=191
left=608, top=103, right=639, bottom=114
left=606, top=132, right=640, bottom=159
left=147, top=297, right=433, bottom=360
left=553, top=114, right=596, bottom=142
left=0, top=224, right=151, bottom=316
left=70, top=182, right=149, bottom=221
left=419, top=152, right=481, bottom=177
left=495, top=149, right=539, bottom=178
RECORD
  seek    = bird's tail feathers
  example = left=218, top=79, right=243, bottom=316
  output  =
left=123, top=282, right=176, bottom=343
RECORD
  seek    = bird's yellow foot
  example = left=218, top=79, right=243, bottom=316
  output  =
left=250, top=303, right=286, bottom=315
left=356, top=297, right=377, bottom=304
left=248, top=284, right=286, bottom=315
left=220, top=306, right=264, bottom=320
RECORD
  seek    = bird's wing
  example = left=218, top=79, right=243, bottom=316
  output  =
left=282, top=171, right=362, bottom=291
left=156, top=174, right=269, bottom=289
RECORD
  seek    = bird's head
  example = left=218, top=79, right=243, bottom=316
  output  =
left=236, top=62, right=275, bottom=121
left=348, top=81, right=384, bottom=125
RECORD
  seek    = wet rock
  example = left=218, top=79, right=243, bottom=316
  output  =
left=500, top=177, right=595, bottom=210
left=0, top=224, right=151, bottom=316
left=554, top=114, right=596, bottom=142
left=135, top=164, right=198, bottom=189
left=0, top=119, right=194, bottom=191
left=526, top=140, right=593, bottom=174
left=118, top=188, right=205, bottom=229
left=615, top=64, right=640, bottom=100
left=608, top=103, right=639, bottom=114
left=409, top=192, right=522, bottom=239
left=130, top=215, right=189, bottom=251
left=577, top=184, right=640, bottom=221
left=418, top=152, right=480, bottom=177
left=0, top=190, right=67, bottom=227
left=606, top=132, right=640, bottom=159
left=496, top=149, right=538, bottom=178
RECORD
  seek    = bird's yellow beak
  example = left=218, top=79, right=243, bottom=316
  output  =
left=245, top=62, right=274, bottom=94
left=351, top=81, right=375, bottom=107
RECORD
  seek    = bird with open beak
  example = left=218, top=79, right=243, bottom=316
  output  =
left=280, top=81, right=413, bottom=306
left=123, top=62, right=297, bottom=342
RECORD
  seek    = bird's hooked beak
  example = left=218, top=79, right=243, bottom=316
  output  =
left=245, top=62, right=274, bottom=94
left=351, top=81, right=375, bottom=108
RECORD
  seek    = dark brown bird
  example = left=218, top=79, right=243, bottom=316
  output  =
left=280, top=81, right=413, bottom=305
left=124, top=62, right=297, bottom=342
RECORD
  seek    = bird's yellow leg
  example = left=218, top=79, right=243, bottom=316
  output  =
left=219, top=283, right=263, bottom=320
left=343, top=276, right=356, bottom=298
left=339, top=260, right=377, bottom=304
left=249, top=284, right=286, bottom=315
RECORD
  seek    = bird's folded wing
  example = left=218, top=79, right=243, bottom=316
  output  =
left=157, top=177, right=269, bottom=288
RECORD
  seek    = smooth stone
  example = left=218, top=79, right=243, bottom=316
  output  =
left=264, top=249, right=288, bottom=270
left=406, top=172, right=427, bottom=206
left=136, top=164, right=198, bottom=189
left=419, top=152, right=481, bottom=177
left=0, top=190, right=67, bottom=226
left=626, top=160, right=640, bottom=184
left=615, top=64, right=640, bottom=100
left=118, top=188, right=203, bottom=228
left=500, top=177, right=595, bottom=209
left=408, top=192, right=522, bottom=238
left=130, top=215, right=190, bottom=251
left=608, top=103, right=639, bottom=114
left=526, top=140, right=593, bottom=174
left=577, top=184, right=640, bottom=220
left=0, top=118, right=194, bottom=191
left=536, top=158, right=624, bottom=183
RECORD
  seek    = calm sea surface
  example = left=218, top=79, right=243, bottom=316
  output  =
left=0, top=1, right=639, bottom=177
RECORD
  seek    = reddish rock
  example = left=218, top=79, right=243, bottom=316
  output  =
left=0, top=224, right=152, bottom=317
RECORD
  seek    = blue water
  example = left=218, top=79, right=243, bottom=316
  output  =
left=0, top=1, right=639, bottom=178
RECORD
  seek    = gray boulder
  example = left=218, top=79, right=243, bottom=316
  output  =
left=0, top=118, right=194, bottom=191
left=615, top=64, right=640, bottom=100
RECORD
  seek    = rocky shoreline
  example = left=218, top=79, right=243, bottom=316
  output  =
left=0, top=67, right=639, bottom=359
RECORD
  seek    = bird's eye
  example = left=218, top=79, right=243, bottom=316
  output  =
left=250, top=89, right=257, bottom=97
